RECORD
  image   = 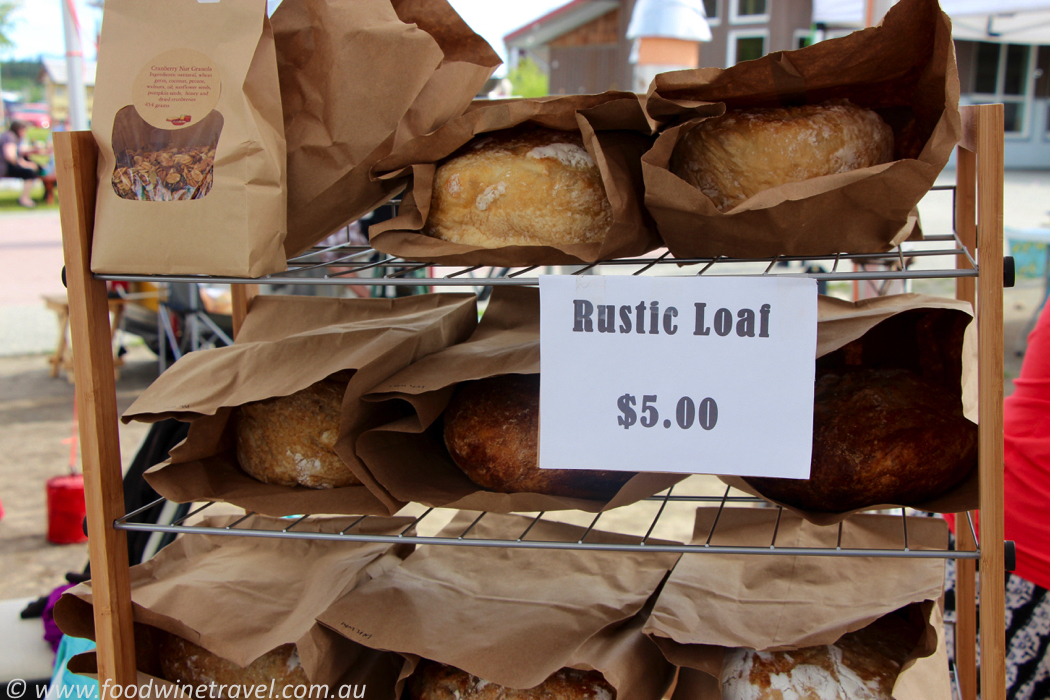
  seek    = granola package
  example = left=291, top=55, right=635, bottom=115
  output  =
left=91, top=0, right=287, bottom=277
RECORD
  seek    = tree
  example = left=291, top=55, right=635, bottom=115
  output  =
left=0, top=0, right=22, bottom=123
left=0, top=0, right=21, bottom=52
left=507, top=58, right=548, bottom=99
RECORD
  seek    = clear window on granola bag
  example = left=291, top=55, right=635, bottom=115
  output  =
left=111, top=106, right=223, bottom=201
left=111, top=49, right=224, bottom=202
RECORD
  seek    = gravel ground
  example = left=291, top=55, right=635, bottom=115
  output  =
left=0, top=346, right=155, bottom=600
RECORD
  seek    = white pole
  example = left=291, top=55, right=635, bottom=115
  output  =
left=61, top=0, right=88, bottom=130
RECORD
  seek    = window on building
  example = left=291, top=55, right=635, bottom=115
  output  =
left=794, top=28, right=816, bottom=49
left=730, top=0, right=768, bottom=23
left=737, top=36, right=765, bottom=61
left=970, top=41, right=1032, bottom=134
left=703, top=0, right=720, bottom=24
left=737, top=0, right=765, bottom=15
left=727, top=30, right=768, bottom=65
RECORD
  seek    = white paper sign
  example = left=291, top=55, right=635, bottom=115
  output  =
left=538, top=275, right=818, bottom=478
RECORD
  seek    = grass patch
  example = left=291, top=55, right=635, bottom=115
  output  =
left=27, top=127, right=50, bottom=143
left=0, top=181, right=58, bottom=212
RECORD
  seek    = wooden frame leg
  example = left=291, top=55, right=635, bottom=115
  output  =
left=958, top=103, right=1007, bottom=700
left=954, top=140, right=979, bottom=700
left=55, top=131, right=138, bottom=696
left=975, top=103, right=1007, bottom=700
left=231, top=283, right=258, bottom=339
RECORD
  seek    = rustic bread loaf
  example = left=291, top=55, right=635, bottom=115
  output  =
left=721, top=624, right=908, bottom=700
left=744, top=367, right=977, bottom=512
left=158, top=632, right=308, bottom=693
left=443, top=374, right=634, bottom=499
left=427, top=128, right=613, bottom=248
left=234, top=377, right=360, bottom=489
left=671, top=100, right=894, bottom=212
left=410, top=661, right=615, bottom=700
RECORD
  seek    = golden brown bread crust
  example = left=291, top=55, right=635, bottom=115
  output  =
left=410, top=661, right=615, bottom=700
left=427, top=128, right=613, bottom=248
left=157, top=633, right=309, bottom=693
left=670, top=100, right=894, bottom=212
left=744, top=368, right=977, bottom=512
left=443, top=374, right=634, bottom=499
left=234, top=378, right=360, bottom=489
left=721, top=624, right=909, bottom=700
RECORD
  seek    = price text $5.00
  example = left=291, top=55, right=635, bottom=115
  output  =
left=617, top=394, right=718, bottom=430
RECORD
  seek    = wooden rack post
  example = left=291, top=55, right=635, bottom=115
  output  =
left=954, top=125, right=979, bottom=700
left=55, top=131, right=138, bottom=695
left=970, top=103, right=1007, bottom=700
left=231, top=284, right=258, bottom=337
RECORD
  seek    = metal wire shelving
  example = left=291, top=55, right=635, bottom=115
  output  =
left=115, top=486, right=980, bottom=560
left=102, top=183, right=986, bottom=562
left=94, top=185, right=977, bottom=289
left=95, top=231, right=977, bottom=288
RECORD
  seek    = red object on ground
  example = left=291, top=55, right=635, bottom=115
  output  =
left=47, top=474, right=88, bottom=544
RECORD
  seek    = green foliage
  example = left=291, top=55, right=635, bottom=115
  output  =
left=507, top=58, right=548, bottom=98
left=0, top=0, right=22, bottom=52
left=2, top=59, right=40, bottom=81
left=2, top=60, right=44, bottom=101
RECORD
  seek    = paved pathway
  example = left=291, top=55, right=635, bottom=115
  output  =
left=0, top=210, right=66, bottom=357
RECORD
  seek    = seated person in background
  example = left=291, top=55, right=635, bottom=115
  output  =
left=1, top=120, right=45, bottom=208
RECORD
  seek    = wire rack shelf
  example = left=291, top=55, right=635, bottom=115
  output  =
left=115, top=487, right=980, bottom=560
left=93, top=193, right=978, bottom=288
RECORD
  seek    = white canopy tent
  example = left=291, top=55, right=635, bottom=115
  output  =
left=626, top=0, right=713, bottom=41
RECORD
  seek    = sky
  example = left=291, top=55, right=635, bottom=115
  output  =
left=2, top=0, right=569, bottom=71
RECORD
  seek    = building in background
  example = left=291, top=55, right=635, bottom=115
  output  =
left=505, top=0, right=633, bottom=95
left=504, top=0, right=811, bottom=95
left=815, top=0, right=1050, bottom=168
left=627, top=0, right=711, bottom=92
left=696, top=0, right=814, bottom=70
left=39, top=58, right=96, bottom=129
left=507, top=0, right=1050, bottom=168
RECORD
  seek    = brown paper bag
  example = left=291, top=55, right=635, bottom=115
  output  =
left=642, top=0, right=960, bottom=259
left=663, top=605, right=949, bottom=700
left=317, top=513, right=680, bottom=700
left=90, top=0, right=287, bottom=277
left=124, top=293, right=478, bottom=516
left=721, top=293, right=978, bottom=525
left=56, top=514, right=413, bottom=697
left=355, top=286, right=685, bottom=512
left=367, top=93, right=662, bottom=266
left=272, top=0, right=501, bottom=257
left=66, top=632, right=401, bottom=700
left=645, top=508, right=951, bottom=700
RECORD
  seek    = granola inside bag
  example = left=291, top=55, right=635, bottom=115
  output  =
left=109, top=106, right=221, bottom=201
